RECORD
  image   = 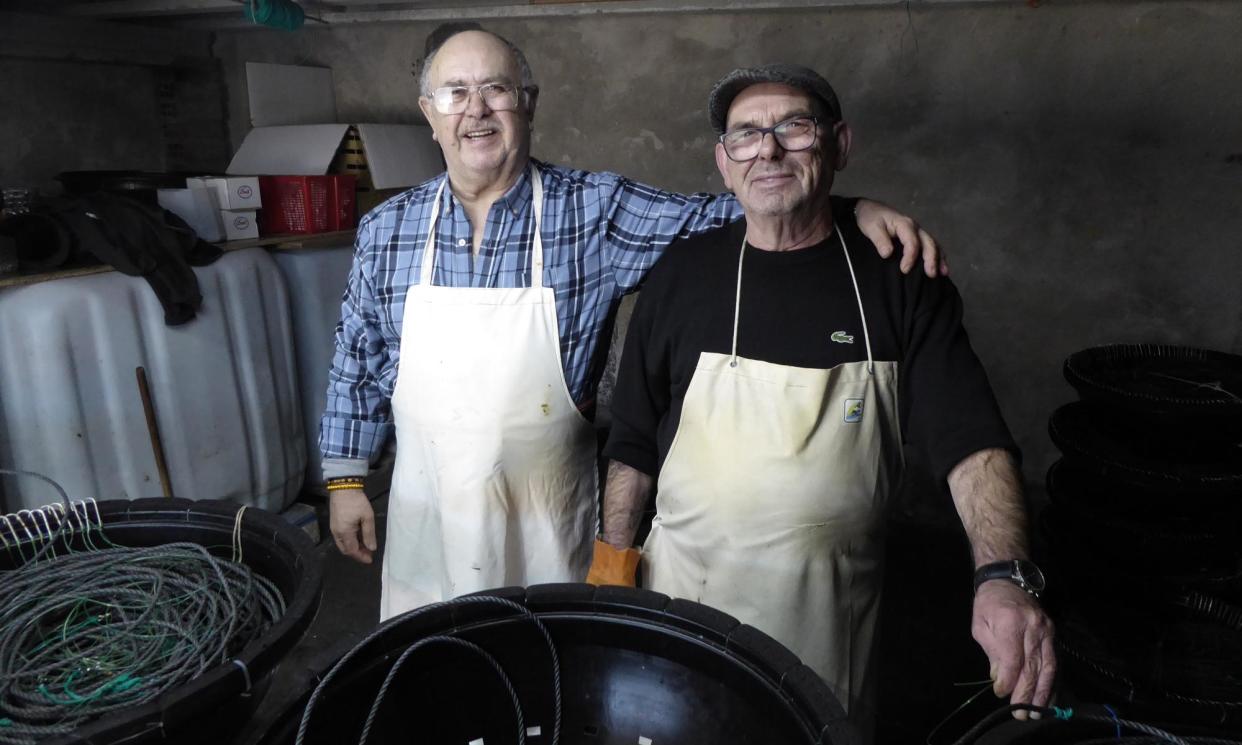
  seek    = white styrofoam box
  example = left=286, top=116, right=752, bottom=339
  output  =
left=188, top=176, right=262, bottom=210
left=158, top=187, right=223, bottom=242
left=0, top=248, right=305, bottom=513
left=222, top=210, right=259, bottom=240
left=270, top=245, right=353, bottom=488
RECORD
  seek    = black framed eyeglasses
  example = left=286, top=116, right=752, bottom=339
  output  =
left=719, top=116, right=820, bottom=162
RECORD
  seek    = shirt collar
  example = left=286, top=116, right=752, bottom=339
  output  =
left=443, top=160, right=536, bottom=220
left=496, top=162, right=535, bottom=218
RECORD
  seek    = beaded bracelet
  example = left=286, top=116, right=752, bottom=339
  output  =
left=325, top=478, right=365, bottom=491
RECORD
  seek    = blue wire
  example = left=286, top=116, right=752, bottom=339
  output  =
left=1103, top=704, right=1122, bottom=739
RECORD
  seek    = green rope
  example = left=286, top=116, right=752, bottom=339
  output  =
left=0, top=542, right=285, bottom=745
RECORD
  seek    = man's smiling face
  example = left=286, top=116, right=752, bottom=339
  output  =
left=418, top=30, right=534, bottom=184
left=715, top=82, right=849, bottom=218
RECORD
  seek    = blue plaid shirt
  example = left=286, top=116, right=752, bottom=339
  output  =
left=320, top=160, right=742, bottom=470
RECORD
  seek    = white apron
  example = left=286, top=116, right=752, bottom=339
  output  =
left=643, top=228, right=903, bottom=741
left=380, top=166, right=598, bottom=620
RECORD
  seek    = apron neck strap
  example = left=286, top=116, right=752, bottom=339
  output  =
left=729, top=224, right=876, bottom=374
left=529, top=164, right=544, bottom=289
left=730, top=233, right=746, bottom=367
left=418, top=165, right=546, bottom=289
left=419, top=178, right=447, bottom=287
left=835, top=227, right=875, bottom=374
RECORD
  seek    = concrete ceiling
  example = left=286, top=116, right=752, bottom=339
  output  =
left=4, top=0, right=522, bottom=24
left=2, top=0, right=960, bottom=28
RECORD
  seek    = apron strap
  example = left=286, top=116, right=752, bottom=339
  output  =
left=729, top=234, right=746, bottom=367
left=729, top=225, right=876, bottom=374
left=419, top=167, right=545, bottom=289
left=529, top=164, right=544, bottom=290
left=835, top=227, right=875, bottom=374
left=418, top=178, right=447, bottom=287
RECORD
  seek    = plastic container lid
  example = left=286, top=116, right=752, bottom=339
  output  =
left=1063, top=344, right=1242, bottom=421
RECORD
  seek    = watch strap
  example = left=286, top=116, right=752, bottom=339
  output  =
left=974, top=559, right=1044, bottom=598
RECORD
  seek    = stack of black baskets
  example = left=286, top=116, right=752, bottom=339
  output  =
left=1043, top=344, right=1242, bottom=731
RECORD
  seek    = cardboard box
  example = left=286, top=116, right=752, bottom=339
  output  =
left=226, top=123, right=442, bottom=191
left=246, top=62, right=336, bottom=128
left=157, top=187, right=223, bottom=242
left=221, top=210, right=259, bottom=241
left=187, top=176, right=262, bottom=210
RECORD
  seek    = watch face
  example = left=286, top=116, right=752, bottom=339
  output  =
left=1015, top=560, right=1046, bottom=592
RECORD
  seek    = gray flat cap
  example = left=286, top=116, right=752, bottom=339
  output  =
left=708, top=64, right=842, bottom=134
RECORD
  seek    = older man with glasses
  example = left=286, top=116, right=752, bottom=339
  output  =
left=321, top=27, right=948, bottom=622
left=589, top=64, right=1055, bottom=741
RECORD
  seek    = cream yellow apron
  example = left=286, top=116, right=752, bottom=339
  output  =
left=380, top=166, right=598, bottom=620
left=643, top=228, right=902, bottom=741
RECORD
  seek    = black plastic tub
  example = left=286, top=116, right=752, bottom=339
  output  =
left=254, top=583, right=857, bottom=745
left=1063, top=344, right=1242, bottom=436
left=0, top=497, right=323, bottom=745
left=1044, top=460, right=1241, bottom=559
left=1048, top=402, right=1242, bottom=495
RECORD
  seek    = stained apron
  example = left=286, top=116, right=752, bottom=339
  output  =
left=380, top=166, right=598, bottom=619
left=643, top=228, right=903, bottom=741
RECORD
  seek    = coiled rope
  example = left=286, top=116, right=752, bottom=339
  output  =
left=0, top=469, right=286, bottom=745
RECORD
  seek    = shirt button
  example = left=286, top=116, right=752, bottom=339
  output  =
left=457, top=239, right=467, bottom=247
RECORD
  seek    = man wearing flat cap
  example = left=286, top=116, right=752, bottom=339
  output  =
left=589, top=64, right=1055, bottom=739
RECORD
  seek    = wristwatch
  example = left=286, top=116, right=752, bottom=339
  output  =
left=973, top=559, right=1046, bottom=598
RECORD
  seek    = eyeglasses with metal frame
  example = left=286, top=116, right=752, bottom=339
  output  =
left=429, top=82, right=528, bottom=115
left=719, top=116, right=821, bottom=162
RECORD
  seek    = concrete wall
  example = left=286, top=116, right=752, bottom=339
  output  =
left=0, top=13, right=226, bottom=195
left=214, top=1, right=1242, bottom=509
left=0, top=58, right=166, bottom=194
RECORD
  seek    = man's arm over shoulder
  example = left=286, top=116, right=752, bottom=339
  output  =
left=587, top=170, right=739, bottom=293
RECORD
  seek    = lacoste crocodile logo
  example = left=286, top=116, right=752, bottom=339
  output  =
left=830, top=331, right=854, bottom=344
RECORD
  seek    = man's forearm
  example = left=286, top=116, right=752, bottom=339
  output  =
left=947, top=448, right=1029, bottom=566
left=949, top=447, right=1056, bottom=710
left=600, top=459, right=654, bottom=549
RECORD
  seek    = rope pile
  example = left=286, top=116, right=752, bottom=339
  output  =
left=0, top=472, right=285, bottom=745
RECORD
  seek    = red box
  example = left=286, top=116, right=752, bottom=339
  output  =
left=258, top=175, right=356, bottom=235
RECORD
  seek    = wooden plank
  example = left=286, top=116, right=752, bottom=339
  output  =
left=0, top=230, right=355, bottom=290
left=224, top=229, right=357, bottom=252
left=0, top=265, right=114, bottom=290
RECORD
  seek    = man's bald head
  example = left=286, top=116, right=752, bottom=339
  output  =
left=418, top=28, right=536, bottom=98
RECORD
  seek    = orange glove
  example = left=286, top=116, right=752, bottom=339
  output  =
left=584, top=538, right=640, bottom=587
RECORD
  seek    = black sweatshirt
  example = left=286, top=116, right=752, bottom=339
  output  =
left=603, top=203, right=1018, bottom=486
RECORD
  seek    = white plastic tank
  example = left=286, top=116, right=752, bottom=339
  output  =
left=0, top=248, right=305, bottom=512
left=270, top=244, right=354, bottom=491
